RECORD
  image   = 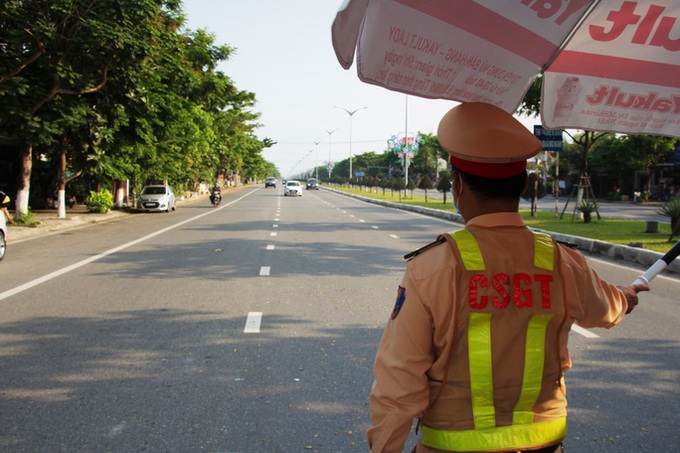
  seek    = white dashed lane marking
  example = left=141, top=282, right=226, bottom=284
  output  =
left=266, top=244, right=275, bottom=250
left=571, top=324, right=599, bottom=338
left=244, top=312, right=263, bottom=333
left=259, top=266, right=271, bottom=276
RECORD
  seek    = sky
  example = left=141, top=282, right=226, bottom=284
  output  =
left=180, top=0, right=462, bottom=177
left=181, top=0, right=537, bottom=178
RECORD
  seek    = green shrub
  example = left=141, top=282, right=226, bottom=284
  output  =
left=12, top=209, right=38, bottom=226
left=85, top=189, right=114, bottom=213
left=657, top=198, right=680, bottom=241
left=607, top=191, right=622, bottom=201
left=577, top=199, right=598, bottom=223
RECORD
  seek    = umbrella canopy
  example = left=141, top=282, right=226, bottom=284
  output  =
left=332, top=0, right=680, bottom=138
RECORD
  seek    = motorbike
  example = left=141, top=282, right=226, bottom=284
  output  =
left=210, top=190, right=222, bottom=207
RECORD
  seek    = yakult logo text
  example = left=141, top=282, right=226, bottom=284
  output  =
left=590, top=1, right=680, bottom=51
left=587, top=85, right=680, bottom=113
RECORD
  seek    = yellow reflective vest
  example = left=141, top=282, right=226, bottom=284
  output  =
left=368, top=212, right=628, bottom=453
left=420, top=229, right=566, bottom=452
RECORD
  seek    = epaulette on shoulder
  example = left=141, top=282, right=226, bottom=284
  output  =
left=404, top=236, right=447, bottom=260
left=556, top=240, right=579, bottom=249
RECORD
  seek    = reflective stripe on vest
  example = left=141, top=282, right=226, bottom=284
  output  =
left=449, top=229, right=554, bottom=272
left=422, top=230, right=566, bottom=451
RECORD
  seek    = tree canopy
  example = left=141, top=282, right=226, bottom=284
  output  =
left=0, top=0, right=276, bottom=215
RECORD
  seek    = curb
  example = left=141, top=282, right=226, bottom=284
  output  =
left=325, top=187, right=680, bottom=277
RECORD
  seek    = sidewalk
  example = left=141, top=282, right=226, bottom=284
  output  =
left=6, top=194, right=207, bottom=243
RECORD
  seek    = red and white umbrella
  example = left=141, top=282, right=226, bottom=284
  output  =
left=332, top=0, right=680, bottom=138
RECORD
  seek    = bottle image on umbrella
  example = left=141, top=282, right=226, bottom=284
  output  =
left=553, top=77, right=581, bottom=122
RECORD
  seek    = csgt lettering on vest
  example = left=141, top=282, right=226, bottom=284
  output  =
left=469, top=273, right=553, bottom=309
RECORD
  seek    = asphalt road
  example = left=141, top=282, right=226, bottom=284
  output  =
left=0, top=187, right=678, bottom=452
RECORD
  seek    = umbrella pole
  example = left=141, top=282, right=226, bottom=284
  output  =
left=555, top=153, right=560, bottom=218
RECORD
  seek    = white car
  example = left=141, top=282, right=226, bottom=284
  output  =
left=0, top=214, right=6, bottom=261
left=137, top=185, right=177, bottom=212
left=284, top=180, right=302, bottom=197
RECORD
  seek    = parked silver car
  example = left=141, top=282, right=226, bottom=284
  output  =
left=137, top=185, right=176, bottom=212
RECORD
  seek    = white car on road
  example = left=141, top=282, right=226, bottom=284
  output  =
left=284, top=181, right=302, bottom=197
left=137, top=185, right=177, bottom=212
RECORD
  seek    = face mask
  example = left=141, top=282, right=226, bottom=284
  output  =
left=452, top=177, right=461, bottom=213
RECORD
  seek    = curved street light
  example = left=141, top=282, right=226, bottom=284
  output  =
left=335, top=106, right=367, bottom=180
left=313, top=141, right=321, bottom=180
left=325, top=129, right=338, bottom=179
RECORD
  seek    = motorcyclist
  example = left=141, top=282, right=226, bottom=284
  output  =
left=210, top=183, right=222, bottom=206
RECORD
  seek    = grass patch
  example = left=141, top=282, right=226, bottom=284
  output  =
left=331, top=185, right=676, bottom=254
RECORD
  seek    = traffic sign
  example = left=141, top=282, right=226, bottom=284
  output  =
left=534, top=125, right=563, bottom=151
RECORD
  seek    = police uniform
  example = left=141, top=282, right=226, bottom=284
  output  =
left=367, top=103, right=630, bottom=453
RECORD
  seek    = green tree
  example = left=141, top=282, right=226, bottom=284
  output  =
left=409, top=133, right=446, bottom=179
left=418, top=174, right=434, bottom=202
left=437, top=169, right=452, bottom=204
left=1, top=0, right=182, bottom=215
left=1, top=1, right=278, bottom=217
left=624, top=135, right=677, bottom=198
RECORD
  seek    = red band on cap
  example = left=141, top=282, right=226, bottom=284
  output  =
left=450, top=156, right=526, bottom=178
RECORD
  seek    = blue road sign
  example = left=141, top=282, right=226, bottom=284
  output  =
left=534, top=125, right=563, bottom=151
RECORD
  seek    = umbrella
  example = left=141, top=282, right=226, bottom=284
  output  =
left=331, top=0, right=680, bottom=139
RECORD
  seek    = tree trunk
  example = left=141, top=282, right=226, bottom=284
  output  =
left=15, top=143, right=32, bottom=217
left=670, top=218, right=680, bottom=242
left=57, top=135, right=68, bottom=218
left=114, top=180, right=126, bottom=208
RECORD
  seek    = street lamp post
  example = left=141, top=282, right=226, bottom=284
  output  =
left=325, top=129, right=337, bottom=179
left=313, top=141, right=321, bottom=180
left=335, top=106, right=367, bottom=180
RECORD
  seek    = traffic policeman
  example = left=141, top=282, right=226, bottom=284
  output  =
left=367, top=102, right=649, bottom=453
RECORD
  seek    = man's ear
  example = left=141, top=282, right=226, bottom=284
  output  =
left=453, top=171, right=464, bottom=197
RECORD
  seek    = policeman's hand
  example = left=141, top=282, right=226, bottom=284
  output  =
left=616, top=283, right=650, bottom=314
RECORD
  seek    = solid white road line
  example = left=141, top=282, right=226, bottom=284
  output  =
left=244, top=312, right=263, bottom=333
